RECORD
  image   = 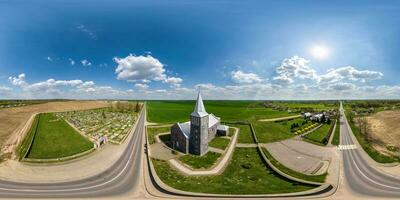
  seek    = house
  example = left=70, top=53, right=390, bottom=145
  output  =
left=302, top=112, right=312, bottom=119
left=171, top=91, right=228, bottom=156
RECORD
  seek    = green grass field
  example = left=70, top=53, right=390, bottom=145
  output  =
left=331, top=120, right=340, bottom=145
left=153, top=148, right=315, bottom=194
left=17, top=114, right=40, bottom=160
left=261, top=147, right=326, bottom=183
left=303, top=124, right=331, bottom=145
left=147, top=126, right=171, bottom=144
left=209, top=137, right=230, bottom=150
left=26, top=113, right=93, bottom=159
left=179, top=151, right=221, bottom=169
left=147, top=101, right=294, bottom=123
left=235, top=124, right=255, bottom=143
left=253, top=119, right=305, bottom=143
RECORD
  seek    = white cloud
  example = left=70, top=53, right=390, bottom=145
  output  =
left=273, top=56, right=317, bottom=85
left=8, top=73, right=27, bottom=87
left=328, top=82, right=356, bottom=91
left=69, top=58, right=75, bottom=65
left=163, top=76, right=183, bottom=87
left=114, top=54, right=183, bottom=87
left=81, top=59, right=92, bottom=66
left=76, top=24, right=96, bottom=39
left=134, top=83, right=149, bottom=90
left=47, top=56, right=53, bottom=62
left=273, top=75, right=293, bottom=85
left=0, top=86, right=12, bottom=95
left=318, top=66, right=383, bottom=83
left=231, top=70, right=263, bottom=84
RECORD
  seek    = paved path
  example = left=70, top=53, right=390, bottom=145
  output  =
left=236, top=143, right=257, bottom=148
left=258, top=115, right=301, bottom=122
left=168, top=127, right=238, bottom=176
left=263, top=140, right=331, bottom=175
left=208, top=147, right=224, bottom=154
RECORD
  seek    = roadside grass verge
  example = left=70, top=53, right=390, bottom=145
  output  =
left=331, top=119, right=340, bottom=145
left=236, top=124, right=255, bottom=143
left=209, top=137, right=230, bottom=150
left=17, top=114, right=39, bottom=160
left=153, top=148, right=315, bottom=194
left=147, top=126, right=171, bottom=145
left=303, top=124, right=331, bottom=146
left=347, top=112, right=399, bottom=163
left=26, top=113, right=93, bottom=159
left=178, top=151, right=221, bottom=169
left=261, top=147, right=327, bottom=183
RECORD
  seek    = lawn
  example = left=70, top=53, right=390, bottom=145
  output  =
left=17, top=114, right=40, bottom=160
left=179, top=151, right=221, bottom=169
left=236, top=124, right=255, bottom=143
left=303, top=124, right=331, bottom=145
left=209, top=137, right=230, bottom=150
left=346, top=112, right=399, bottom=163
left=153, top=148, right=315, bottom=194
left=26, top=113, right=93, bottom=159
left=261, top=147, right=326, bottom=183
left=147, top=126, right=171, bottom=144
left=147, top=101, right=294, bottom=124
left=252, top=119, right=304, bottom=143
left=331, top=119, right=340, bottom=145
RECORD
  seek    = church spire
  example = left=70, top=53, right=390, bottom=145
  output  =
left=191, top=90, right=208, bottom=117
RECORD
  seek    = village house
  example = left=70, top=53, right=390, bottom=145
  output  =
left=171, top=91, right=228, bottom=156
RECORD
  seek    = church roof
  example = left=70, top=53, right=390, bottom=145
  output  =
left=209, top=113, right=219, bottom=127
left=191, top=91, right=208, bottom=117
left=177, top=121, right=191, bottom=138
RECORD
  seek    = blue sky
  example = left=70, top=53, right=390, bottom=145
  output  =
left=1, top=0, right=400, bottom=99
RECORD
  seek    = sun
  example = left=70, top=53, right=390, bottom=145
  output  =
left=310, top=45, right=329, bottom=60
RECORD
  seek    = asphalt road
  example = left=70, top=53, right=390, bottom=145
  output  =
left=340, top=102, right=400, bottom=197
left=0, top=106, right=146, bottom=198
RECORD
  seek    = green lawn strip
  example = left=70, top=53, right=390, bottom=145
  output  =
left=261, top=147, right=326, bottom=183
left=252, top=119, right=302, bottom=143
left=147, top=126, right=171, bottom=145
left=178, top=151, right=221, bottom=169
left=17, top=114, right=40, bottom=160
left=303, top=124, right=331, bottom=145
left=153, top=148, right=315, bottom=194
left=331, top=119, right=340, bottom=145
left=236, top=124, right=255, bottom=143
left=209, top=137, right=230, bottom=150
left=26, top=113, right=93, bottom=159
left=346, top=112, right=399, bottom=163
left=227, top=127, right=235, bottom=137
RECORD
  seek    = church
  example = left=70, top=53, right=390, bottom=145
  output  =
left=170, top=91, right=229, bottom=156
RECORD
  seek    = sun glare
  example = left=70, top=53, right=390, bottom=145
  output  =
left=310, top=45, right=329, bottom=59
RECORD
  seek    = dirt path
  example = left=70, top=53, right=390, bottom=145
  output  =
left=258, top=115, right=301, bottom=122
left=0, top=101, right=109, bottom=159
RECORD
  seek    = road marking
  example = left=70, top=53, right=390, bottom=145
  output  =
left=338, top=144, right=357, bottom=150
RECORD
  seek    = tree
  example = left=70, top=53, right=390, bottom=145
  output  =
left=135, top=102, right=141, bottom=112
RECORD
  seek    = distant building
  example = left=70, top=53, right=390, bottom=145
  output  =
left=171, top=91, right=228, bottom=156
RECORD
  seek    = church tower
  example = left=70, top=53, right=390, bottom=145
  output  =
left=189, top=91, right=209, bottom=155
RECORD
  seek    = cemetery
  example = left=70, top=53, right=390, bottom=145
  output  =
left=56, top=105, right=139, bottom=144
